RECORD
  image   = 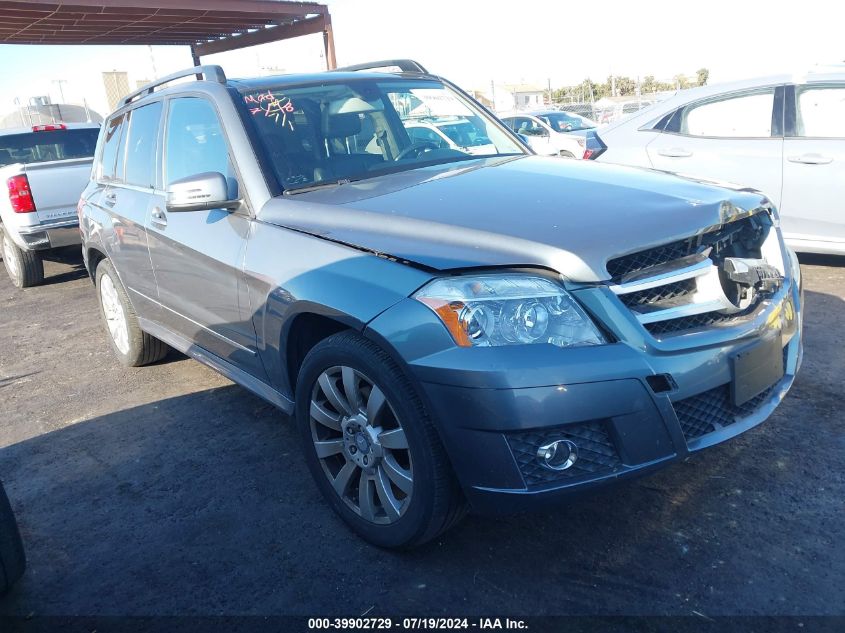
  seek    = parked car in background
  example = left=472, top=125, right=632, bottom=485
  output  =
left=499, top=112, right=589, bottom=157
left=80, top=61, right=802, bottom=548
left=594, top=100, right=656, bottom=125
left=404, top=116, right=496, bottom=155
left=0, top=123, right=100, bottom=287
left=590, top=67, right=845, bottom=255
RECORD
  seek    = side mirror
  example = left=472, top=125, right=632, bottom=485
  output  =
left=166, top=172, right=241, bottom=213
left=517, top=133, right=532, bottom=145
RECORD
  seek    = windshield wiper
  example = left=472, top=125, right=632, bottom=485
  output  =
left=283, top=177, right=360, bottom=195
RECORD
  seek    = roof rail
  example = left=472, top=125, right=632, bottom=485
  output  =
left=333, top=59, right=429, bottom=74
left=119, top=65, right=227, bottom=108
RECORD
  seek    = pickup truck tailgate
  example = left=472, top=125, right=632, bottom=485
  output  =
left=25, top=157, right=93, bottom=225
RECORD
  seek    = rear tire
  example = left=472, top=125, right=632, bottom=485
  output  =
left=95, top=259, right=168, bottom=367
left=295, top=331, right=466, bottom=549
left=0, top=481, right=26, bottom=596
left=2, top=230, right=44, bottom=288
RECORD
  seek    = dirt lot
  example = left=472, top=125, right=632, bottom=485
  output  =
left=0, top=248, right=843, bottom=618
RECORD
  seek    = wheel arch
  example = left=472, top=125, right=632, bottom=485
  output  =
left=85, top=244, right=108, bottom=283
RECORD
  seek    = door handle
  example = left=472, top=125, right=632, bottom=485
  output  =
left=103, top=191, right=117, bottom=207
left=787, top=153, right=833, bottom=165
left=150, top=207, right=167, bottom=227
left=657, top=148, right=693, bottom=158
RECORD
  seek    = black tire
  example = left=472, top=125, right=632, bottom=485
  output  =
left=295, top=331, right=466, bottom=549
left=0, top=481, right=26, bottom=596
left=95, top=259, right=168, bottom=367
left=1, top=229, right=44, bottom=288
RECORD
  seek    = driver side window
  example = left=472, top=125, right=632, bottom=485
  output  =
left=515, top=117, right=547, bottom=137
left=165, top=97, right=236, bottom=195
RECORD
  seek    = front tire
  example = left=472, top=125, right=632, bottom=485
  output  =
left=2, top=230, right=44, bottom=288
left=295, top=331, right=466, bottom=548
left=95, top=259, right=168, bottom=367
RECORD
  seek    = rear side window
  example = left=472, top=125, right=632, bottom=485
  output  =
left=673, top=89, right=775, bottom=138
left=796, top=86, right=845, bottom=138
left=98, top=114, right=126, bottom=181
left=123, top=101, right=162, bottom=188
left=164, top=98, right=233, bottom=188
left=0, top=128, right=99, bottom=166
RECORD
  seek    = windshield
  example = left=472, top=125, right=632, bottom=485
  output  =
left=537, top=112, right=596, bottom=133
left=0, top=128, right=99, bottom=166
left=239, top=78, right=523, bottom=192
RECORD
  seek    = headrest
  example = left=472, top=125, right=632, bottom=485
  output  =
left=323, top=113, right=361, bottom=138
left=0, top=149, right=11, bottom=163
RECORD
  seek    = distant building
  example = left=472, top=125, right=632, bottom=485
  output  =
left=102, top=71, right=130, bottom=111
left=135, top=79, right=152, bottom=91
left=1, top=97, right=102, bottom=129
left=473, top=84, right=547, bottom=113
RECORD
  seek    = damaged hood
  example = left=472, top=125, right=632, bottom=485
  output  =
left=258, top=156, right=771, bottom=282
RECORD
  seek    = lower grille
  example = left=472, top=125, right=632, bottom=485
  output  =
left=674, top=383, right=778, bottom=442
left=507, top=420, right=621, bottom=487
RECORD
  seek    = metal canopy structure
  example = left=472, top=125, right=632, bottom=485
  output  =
left=0, top=0, right=336, bottom=68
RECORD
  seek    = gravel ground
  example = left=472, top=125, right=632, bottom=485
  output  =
left=0, top=247, right=843, bottom=618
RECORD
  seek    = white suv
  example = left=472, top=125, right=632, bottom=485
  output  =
left=591, top=67, right=845, bottom=255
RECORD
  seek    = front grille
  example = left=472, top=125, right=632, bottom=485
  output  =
left=606, top=214, right=765, bottom=282
left=619, top=278, right=697, bottom=309
left=644, top=305, right=758, bottom=336
left=608, top=212, right=779, bottom=338
left=507, top=420, right=621, bottom=488
left=606, top=238, right=694, bottom=280
left=674, top=382, right=778, bottom=442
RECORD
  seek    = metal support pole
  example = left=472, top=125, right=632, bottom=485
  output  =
left=322, top=16, right=337, bottom=70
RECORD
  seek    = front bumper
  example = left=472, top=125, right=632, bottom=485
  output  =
left=366, top=274, right=803, bottom=515
left=16, top=219, right=80, bottom=251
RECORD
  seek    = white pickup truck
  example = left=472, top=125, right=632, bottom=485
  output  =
left=0, top=123, right=100, bottom=287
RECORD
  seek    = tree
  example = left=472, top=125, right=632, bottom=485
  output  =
left=696, top=68, right=710, bottom=86
left=615, top=76, right=637, bottom=96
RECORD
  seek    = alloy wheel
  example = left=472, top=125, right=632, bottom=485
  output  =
left=309, top=365, right=413, bottom=524
left=99, top=273, right=130, bottom=355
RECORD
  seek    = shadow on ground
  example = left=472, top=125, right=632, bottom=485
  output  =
left=0, top=291, right=842, bottom=617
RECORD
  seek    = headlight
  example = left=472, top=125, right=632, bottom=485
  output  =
left=414, top=274, right=606, bottom=348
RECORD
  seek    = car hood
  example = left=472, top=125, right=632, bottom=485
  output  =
left=258, top=156, right=771, bottom=282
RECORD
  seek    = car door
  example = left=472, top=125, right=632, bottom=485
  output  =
left=95, top=106, right=161, bottom=317
left=780, top=83, right=845, bottom=250
left=646, top=87, right=784, bottom=208
left=146, top=95, right=263, bottom=374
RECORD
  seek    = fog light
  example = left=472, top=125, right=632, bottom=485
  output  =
left=537, top=439, right=578, bottom=471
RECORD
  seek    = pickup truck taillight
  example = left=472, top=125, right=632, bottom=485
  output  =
left=7, top=175, right=36, bottom=213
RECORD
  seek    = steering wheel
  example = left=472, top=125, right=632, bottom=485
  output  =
left=394, top=141, right=439, bottom=161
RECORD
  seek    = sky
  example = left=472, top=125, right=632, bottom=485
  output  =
left=0, top=0, right=843, bottom=118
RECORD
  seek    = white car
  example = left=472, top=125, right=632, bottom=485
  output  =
left=499, top=112, right=591, bottom=158
left=591, top=67, right=845, bottom=255
left=403, top=116, right=497, bottom=155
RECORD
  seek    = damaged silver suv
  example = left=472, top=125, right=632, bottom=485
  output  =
left=79, top=60, right=803, bottom=548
